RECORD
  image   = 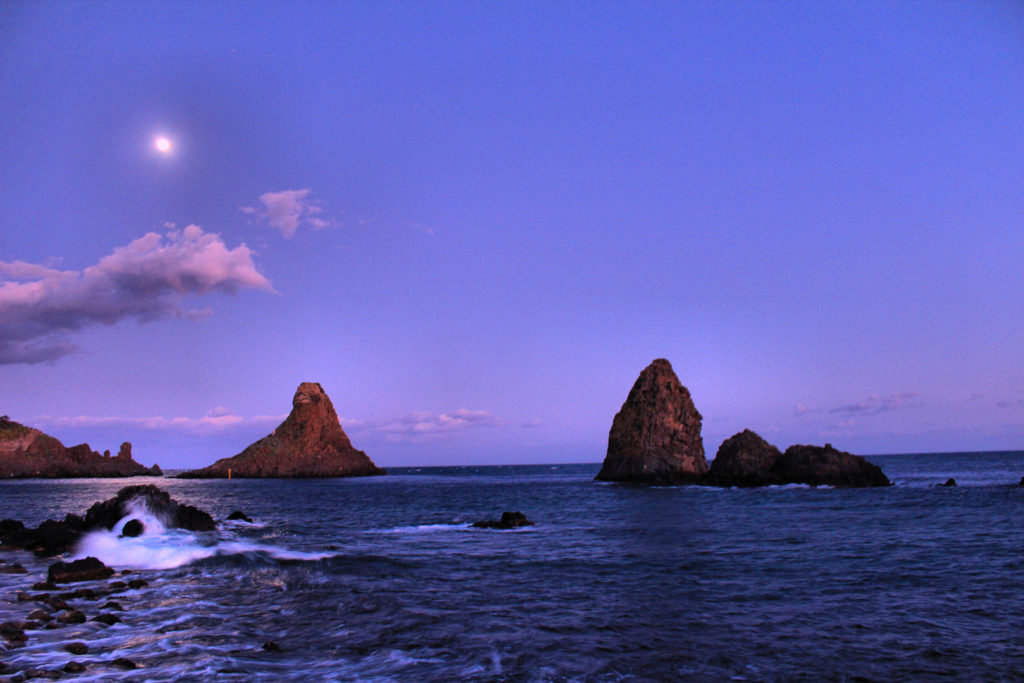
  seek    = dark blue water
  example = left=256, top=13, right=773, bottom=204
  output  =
left=1, top=452, right=1023, bottom=681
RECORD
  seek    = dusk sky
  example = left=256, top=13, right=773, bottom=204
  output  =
left=1, top=1, right=1021, bottom=468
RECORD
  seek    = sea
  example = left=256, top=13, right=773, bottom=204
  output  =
left=1, top=451, right=1023, bottom=682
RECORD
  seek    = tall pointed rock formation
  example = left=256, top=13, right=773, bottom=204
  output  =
left=179, top=382, right=384, bottom=478
left=595, top=359, right=707, bottom=483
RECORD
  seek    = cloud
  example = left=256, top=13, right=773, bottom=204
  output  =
left=0, top=225, right=273, bottom=365
left=995, top=399, right=1024, bottom=409
left=241, top=189, right=331, bottom=238
left=378, top=409, right=503, bottom=441
left=43, top=409, right=285, bottom=435
left=828, top=393, right=919, bottom=416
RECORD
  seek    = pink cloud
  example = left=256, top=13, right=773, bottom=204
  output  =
left=241, top=188, right=331, bottom=238
left=0, top=225, right=273, bottom=365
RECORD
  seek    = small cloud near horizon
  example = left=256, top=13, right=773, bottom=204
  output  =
left=0, top=225, right=273, bottom=365
left=377, top=409, right=504, bottom=441
left=829, top=393, right=919, bottom=416
left=40, top=409, right=286, bottom=435
left=241, top=189, right=332, bottom=238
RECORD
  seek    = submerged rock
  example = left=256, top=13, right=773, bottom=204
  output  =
left=940, top=478, right=957, bottom=487
left=227, top=511, right=253, bottom=523
left=179, top=382, right=385, bottom=478
left=48, top=558, right=114, bottom=584
left=0, top=416, right=162, bottom=478
left=596, top=359, right=707, bottom=484
left=471, top=511, right=534, bottom=530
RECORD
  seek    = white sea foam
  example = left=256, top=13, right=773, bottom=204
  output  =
left=379, top=523, right=470, bottom=534
left=69, top=497, right=331, bottom=570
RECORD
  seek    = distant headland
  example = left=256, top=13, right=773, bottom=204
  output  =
left=0, top=416, right=161, bottom=478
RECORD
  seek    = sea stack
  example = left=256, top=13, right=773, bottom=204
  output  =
left=0, top=416, right=161, bottom=478
left=179, top=382, right=384, bottom=478
left=596, top=358, right=707, bottom=484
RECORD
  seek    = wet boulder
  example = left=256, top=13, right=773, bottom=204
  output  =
left=706, top=430, right=785, bottom=487
left=227, top=511, right=253, bottom=523
left=84, top=485, right=215, bottom=532
left=48, top=557, right=114, bottom=584
left=121, top=519, right=144, bottom=537
left=472, top=511, right=534, bottom=530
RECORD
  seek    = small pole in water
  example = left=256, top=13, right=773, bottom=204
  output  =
left=228, top=468, right=231, bottom=480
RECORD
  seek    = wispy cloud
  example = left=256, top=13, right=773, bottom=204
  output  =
left=828, top=393, right=919, bottom=416
left=42, top=409, right=285, bottom=435
left=0, top=225, right=273, bottom=365
left=378, top=409, right=504, bottom=441
left=241, top=189, right=331, bottom=238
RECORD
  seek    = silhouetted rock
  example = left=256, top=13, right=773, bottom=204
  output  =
left=472, top=511, right=534, bottom=529
left=0, top=417, right=162, bottom=478
left=773, top=444, right=890, bottom=487
left=83, top=485, right=215, bottom=532
left=64, top=642, right=88, bottom=655
left=121, top=519, right=144, bottom=537
left=56, top=609, right=87, bottom=624
left=92, top=613, right=121, bottom=625
left=112, top=658, right=138, bottom=669
left=707, top=430, right=785, bottom=487
left=227, top=511, right=253, bottom=523
left=179, top=382, right=385, bottom=478
left=64, top=661, right=87, bottom=674
left=940, top=478, right=957, bottom=487
left=596, top=359, right=707, bottom=484
left=262, top=640, right=283, bottom=652
left=48, top=557, right=114, bottom=584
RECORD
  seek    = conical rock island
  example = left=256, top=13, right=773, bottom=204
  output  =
left=596, top=358, right=707, bottom=483
left=179, top=382, right=384, bottom=478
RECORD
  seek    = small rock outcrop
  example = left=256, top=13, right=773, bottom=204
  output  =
left=774, top=444, right=890, bottom=487
left=706, top=432, right=890, bottom=488
left=48, top=557, right=114, bottom=584
left=707, top=430, right=784, bottom=487
left=940, top=478, right=957, bottom=487
left=83, top=485, right=215, bottom=532
left=471, top=512, right=534, bottom=529
left=596, top=359, right=707, bottom=483
left=0, top=417, right=162, bottom=478
left=0, top=485, right=216, bottom=555
left=179, top=382, right=384, bottom=478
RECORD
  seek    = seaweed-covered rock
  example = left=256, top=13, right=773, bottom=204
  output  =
left=596, top=359, right=707, bottom=484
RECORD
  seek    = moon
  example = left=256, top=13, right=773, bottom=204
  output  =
left=155, top=136, right=173, bottom=153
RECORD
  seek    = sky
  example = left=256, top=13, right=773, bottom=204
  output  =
left=1, top=1, right=1022, bottom=469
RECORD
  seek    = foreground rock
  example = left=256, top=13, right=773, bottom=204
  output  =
left=596, top=359, right=707, bottom=484
left=0, top=485, right=215, bottom=555
left=48, top=557, right=114, bottom=584
left=707, top=431, right=890, bottom=488
left=0, top=416, right=161, bottom=478
left=179, top=382, right=385, bottom=478
left=83, top=485, right=215, bottom=532
left=472, top=512, right=534, bottom=529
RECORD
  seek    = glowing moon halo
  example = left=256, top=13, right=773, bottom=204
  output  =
left=155, top=136, right=173, bottom=153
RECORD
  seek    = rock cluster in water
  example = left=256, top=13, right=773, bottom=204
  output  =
left=0, top=485, right=216, bottom=556
left=178, top=382, right=384, bottom=478
left=0, top=416, right=161, bottom=478
left=471, top=511, right=534, bottom=529
left=596, top=359, right=708, bottom=484
left=596, top=359, right=891, bottom=487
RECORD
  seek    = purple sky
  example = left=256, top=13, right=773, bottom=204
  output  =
left=1, top=2, right=1022, bottom=468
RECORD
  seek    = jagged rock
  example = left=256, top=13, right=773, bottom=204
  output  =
left=707, top=430, right=785, bottom=487
left=48, top=558, right=113, bottom=584
left=179, top=382, right=385, bottom=478
left=0, top=417, right=162, bottom=478
left=773, top=444, right=890, bottom=487
left=83, top=485, right=215, bottom=532
left=596, top=359, right=707, bottom=483
left=471, top=511, right=534, bottom=529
